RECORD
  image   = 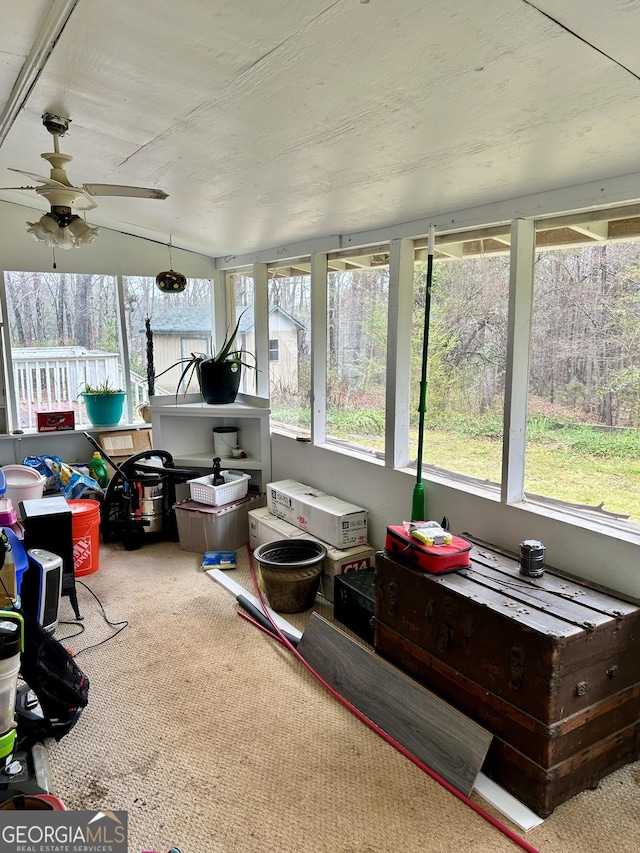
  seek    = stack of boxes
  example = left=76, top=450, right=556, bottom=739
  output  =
left=249, top=479, right=374, bottom=601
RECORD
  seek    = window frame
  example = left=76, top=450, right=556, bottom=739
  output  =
left=224, top=210, right=640, bottom=541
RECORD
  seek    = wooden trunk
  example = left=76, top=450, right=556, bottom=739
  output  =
left=374, top=546, right=640, bottom=816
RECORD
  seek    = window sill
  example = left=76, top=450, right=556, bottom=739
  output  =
left=0, top=422, right=151, bottom=440
left=271, top=429, right=640, bottom=548
left=409, top=464, right=640, bottom=549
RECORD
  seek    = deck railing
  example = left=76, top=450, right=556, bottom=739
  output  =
left=11, top=347, right=158, bottom=430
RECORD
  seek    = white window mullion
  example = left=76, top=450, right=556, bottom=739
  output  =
left=386, top=237, right=414, bottom=469
left=0, top=271, right=17, bottom=433
left=253, top=263, right=270, bottom=399
left=501, top=218, right=535, bottom=503
left=310, top=252, right=327, bottom=444
left=115, top=274, right=133, bottom=421
left=212, top=268, right=227, bottom=353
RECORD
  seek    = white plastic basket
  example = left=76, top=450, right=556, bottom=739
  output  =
left=187, top=470, right=251, bottom=506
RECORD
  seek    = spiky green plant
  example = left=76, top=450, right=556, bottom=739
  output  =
left=155, top=310, right=255, bottom=394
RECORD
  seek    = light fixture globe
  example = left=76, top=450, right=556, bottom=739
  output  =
left=155, top=269, right=187, bottom=293
left=26, top=207, right=99, bottom=248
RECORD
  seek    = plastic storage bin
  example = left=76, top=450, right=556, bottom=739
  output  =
left=188, top=470, right=250, bottom=506
left=174, top=492, right=266, bottom=552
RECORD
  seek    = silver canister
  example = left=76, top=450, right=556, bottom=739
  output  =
left=519, top=539, right=546, bottom=578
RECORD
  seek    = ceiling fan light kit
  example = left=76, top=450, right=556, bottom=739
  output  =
left=26, top=210, right=99, bottom=248
left=4, top=112, right=169, bottom=249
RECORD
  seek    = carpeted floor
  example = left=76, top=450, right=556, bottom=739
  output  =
left=45, top=540, right=640, bottom=853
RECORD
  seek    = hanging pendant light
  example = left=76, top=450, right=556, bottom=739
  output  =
left=156, top=236, right=187, bottom=293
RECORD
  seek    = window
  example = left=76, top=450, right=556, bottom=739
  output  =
left=267, top=267, right=311, bottom=433
left=411, top=250, right=509, bottom=484
left=4, top=271, right=121, bottom=430
left=229, top=271, right=256, bottom=397
left=326, top=257, right=389, bottom=454
left=526, top=242, right=640, bottom=525
left=401, top=216, right=640, bottom=533
left=123, top=276, right=213, bottom=406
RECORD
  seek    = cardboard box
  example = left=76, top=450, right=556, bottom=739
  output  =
left=266, top=479, right=368, bottom=549
left=249, top=506, right=309, bottom=550
left=248, top=506, right=374, bottom=602
left=319, top=542, right=375, bottom=603
left=36, top=410, right=75, bottom=432
left=174, top=492, right=266, bottom=553
left=98, top=428, right=153, bottom=463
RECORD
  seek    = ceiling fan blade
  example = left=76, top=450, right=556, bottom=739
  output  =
left=0, top=186, right=39, bottom=191
left=83, top=183, right=169, bottom=200
left=72, top=192, right=98, bottom=211
left=8, top=168, right=67, bottom=189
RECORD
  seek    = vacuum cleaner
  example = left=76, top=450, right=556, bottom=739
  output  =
left=84, top=433, right=198, bottom=551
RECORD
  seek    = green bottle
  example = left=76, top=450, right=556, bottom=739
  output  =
left=88, top=451, right=109, bottom=488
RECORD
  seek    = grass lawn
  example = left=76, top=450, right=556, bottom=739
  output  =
left=276, top=406, right=640, bottom=524
left=418, top=430, right=640, bottom=523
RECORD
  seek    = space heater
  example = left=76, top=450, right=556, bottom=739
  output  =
left=21, top=549, right=63, bottom=634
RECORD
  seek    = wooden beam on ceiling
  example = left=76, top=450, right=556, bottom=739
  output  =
left=535, top=227, right=603, bottom=248
left=260, top=212, right=640, bottom=278
left=568, top=222, right=609, bottom=241
left=431, top=242, right=464, bottom=259
left=607, top=217, right=640, bottom=241
left=342, top=256, right=374, bottom=268
left=536, top=204, right=640, bottom=232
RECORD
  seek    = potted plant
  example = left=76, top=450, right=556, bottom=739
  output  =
left=79, top=379, right=126, bottom=426
left=155, top=312, right=255, bottom=404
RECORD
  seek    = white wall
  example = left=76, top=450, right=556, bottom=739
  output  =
left=270, top=432, right=640, bottom=602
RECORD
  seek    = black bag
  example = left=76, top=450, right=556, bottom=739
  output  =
left=18, top=610, right=89, bottom=742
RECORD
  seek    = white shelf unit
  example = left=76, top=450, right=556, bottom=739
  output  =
left=149, top=394, right=272, bottom=490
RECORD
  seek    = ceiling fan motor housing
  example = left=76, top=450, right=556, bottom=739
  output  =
left=42, top=113, right=70, bottom=136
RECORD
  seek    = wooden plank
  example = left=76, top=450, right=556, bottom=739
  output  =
left=433, top=571, right=583, bottom=637
left=458, top=564, right=613, bottom=628
left=468, top=544, right=639, bottom=617
left=297, top=613, right=492, bottom=796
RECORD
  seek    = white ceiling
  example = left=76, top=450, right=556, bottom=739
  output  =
left=0, top=0, right=639, bottom=260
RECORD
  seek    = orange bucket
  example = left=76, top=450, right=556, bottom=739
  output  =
left=68, top=499, right=101, bottom=576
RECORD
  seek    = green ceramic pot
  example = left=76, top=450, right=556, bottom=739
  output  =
left=82, top=392, right=126, bottom=426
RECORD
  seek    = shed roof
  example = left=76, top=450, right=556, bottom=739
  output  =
left=148, top=304, right=305, bottom=335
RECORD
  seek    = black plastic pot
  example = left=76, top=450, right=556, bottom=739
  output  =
left=198, top=359, right=242, bottom=404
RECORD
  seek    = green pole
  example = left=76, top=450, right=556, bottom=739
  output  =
left=411, top=224, right=435, bottom=521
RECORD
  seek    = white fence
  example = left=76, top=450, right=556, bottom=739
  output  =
left=12, top=347, right=152, bottom=430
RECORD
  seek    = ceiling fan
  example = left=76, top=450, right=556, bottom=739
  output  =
left=1, top=113, right=169, bottom=248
